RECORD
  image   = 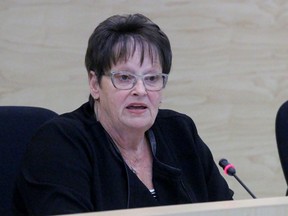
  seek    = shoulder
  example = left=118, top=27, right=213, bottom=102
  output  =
left=152, top=109, right=213, bottom=159
left=40, top=102, right=98, bottom=133
left=57, top=102, right=96, bottom=126
left=153, top=109, right=201, bottom=151
left=26, top=103, right=105, bottom=161
left=155, top=109, right=197, bottom=130
left=31, top=102, right=105, bottom=150
left=156, top=109, right=193, bottom=121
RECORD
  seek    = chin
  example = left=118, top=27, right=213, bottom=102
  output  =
left=127, top=121, right=153, bottom=131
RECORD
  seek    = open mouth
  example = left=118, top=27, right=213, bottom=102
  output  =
left=126, top=105, right=147, bottom=110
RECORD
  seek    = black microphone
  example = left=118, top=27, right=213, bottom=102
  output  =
left=219, top=158, right=256, bottom=199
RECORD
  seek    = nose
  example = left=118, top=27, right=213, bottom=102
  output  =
left=132, top=78, right=147, bottom=95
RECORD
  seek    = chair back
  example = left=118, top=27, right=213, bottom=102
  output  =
left=275, top=101, right=288, bottom=195
left=0, top=106, right=58, bottom=215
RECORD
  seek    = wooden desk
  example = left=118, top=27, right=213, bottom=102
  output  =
left=64, top=197, right=288, bottom=216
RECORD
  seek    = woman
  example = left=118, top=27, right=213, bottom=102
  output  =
left=13, top=13, right=233, bottom=215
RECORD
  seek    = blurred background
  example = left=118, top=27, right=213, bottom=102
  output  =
left=1, top=0, right=287, bottom=200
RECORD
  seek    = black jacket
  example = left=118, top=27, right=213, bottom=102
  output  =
left=13, top=102, right=233, bottom=215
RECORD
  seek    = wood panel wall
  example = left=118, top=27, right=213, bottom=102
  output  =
left=1, top=0, right=287, bottom=200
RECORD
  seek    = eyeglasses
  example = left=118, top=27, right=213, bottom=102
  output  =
left=109, top=71, right=168, bottom=91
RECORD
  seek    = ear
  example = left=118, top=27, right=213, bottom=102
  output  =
left=89, top=71, right=100, bottom=100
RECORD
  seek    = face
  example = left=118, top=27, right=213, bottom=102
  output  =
left=89, top=47, right=164, bottom=134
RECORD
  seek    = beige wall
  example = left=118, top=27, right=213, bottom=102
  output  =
left=1, top=0, right=287, bottom=200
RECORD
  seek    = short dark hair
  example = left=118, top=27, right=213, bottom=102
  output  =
left=85, top=13, right=172, bottom=81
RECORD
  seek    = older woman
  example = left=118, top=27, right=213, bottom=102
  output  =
left=13, top=13, right=233, bottom=215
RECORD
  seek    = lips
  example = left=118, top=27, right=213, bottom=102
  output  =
left=126, top=103, right=147, bottom=109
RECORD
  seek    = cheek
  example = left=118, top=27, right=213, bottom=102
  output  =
left=151, top=93, right=162, bottom=106
left=108, top=92, right=127, bottom=110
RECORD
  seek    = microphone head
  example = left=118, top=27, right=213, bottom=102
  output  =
left=219, top=158, right=236, bottom=176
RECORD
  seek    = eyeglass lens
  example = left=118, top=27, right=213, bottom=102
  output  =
left=111, top=72, right=168, bottom=91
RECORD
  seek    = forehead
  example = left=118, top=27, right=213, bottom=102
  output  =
left=111, top=39, right=160, bottom=67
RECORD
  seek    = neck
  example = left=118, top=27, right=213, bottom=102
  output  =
left=113, top=135, right=151, bottom=171
left=113, top=135, right=147, bottom=156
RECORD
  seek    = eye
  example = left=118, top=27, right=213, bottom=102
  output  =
left=145, top=74, right=161, bottom=83
left=120, top=74, right=130, bottom=81
left=114, top=72, right=134, bottom=82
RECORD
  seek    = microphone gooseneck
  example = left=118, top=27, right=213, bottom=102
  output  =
left=218, top=158, right=257, bottom=199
